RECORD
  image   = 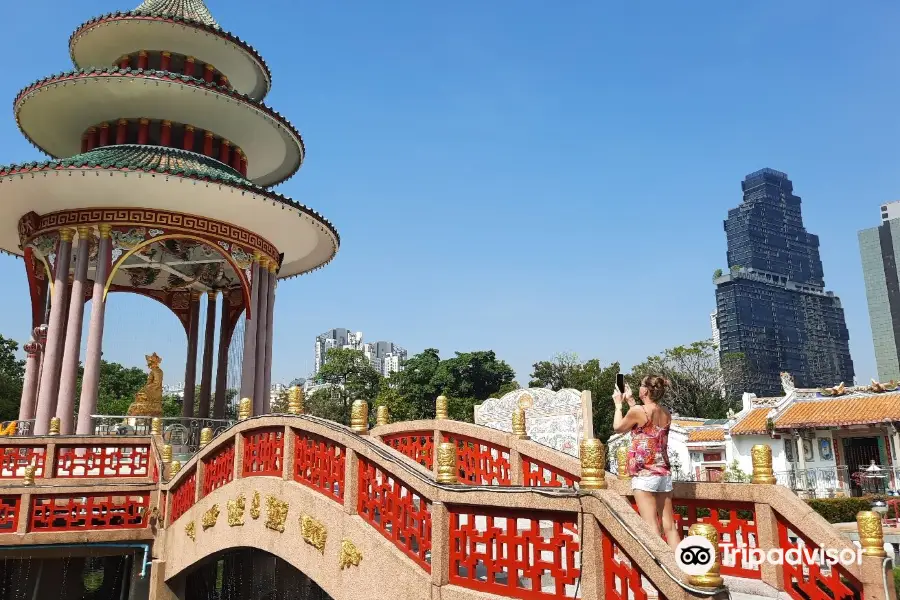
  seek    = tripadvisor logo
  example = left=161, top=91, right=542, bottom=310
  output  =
left=675, top=536, right=716, bottom=576
left=675, top=536, right=863, bottom=575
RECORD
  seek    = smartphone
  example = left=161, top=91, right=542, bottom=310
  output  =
left=616, top=373, right=626, bottom=394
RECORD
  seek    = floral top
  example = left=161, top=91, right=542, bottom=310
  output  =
left=627, top=406, right=671, bottom=477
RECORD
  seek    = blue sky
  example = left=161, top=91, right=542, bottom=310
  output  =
left=0, top=0, right=897, bottom=388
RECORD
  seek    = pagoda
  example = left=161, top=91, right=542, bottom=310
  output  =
left=1, top=0, right=339, bottom=436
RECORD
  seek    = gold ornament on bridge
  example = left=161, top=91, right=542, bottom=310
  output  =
left=350, top=399, right=369, bottom=434
left=301, top=514, right=327, bottom=553
left=512, top=407, right=529, bottom=439
left=202, top=504, right=220, bottom=530
left=376, top=405, right=390, bottom=426
left=287, top=386, right=305, bottom=415
left=339, top=539, right=362, bottom=569
left=170, top=460, right=182, bottom=477
left=856, top=511, right=886, bottom=557
left=238, top=398, right=252, bottom=421
left=265, top=495, right=288, bottom=532
left=49, top=417, right=60, bottom=435
left=127, top=353, right=164, bottom=417
left=579, top=439, right=607, bottom=490
left=150, top=418, right=162, bottom=435
left=435, top=395, right=448, bottom=420
left=250, top=491, right=261, bottom=520
left=227, top=494, right=245, bottom=527
left=616, top=445, right=631, bottom=481
left=199, top=428, right=212, bottom=450
left=686, top=523, right=723, bottom=587
left=161, top=444, right=173, bottom=466
left=436, top=441, right=457, bottom=484
left=185, top=521, right=196, bottom=541
left=750, top=444, right=777, bottom=484
left=23, top=464, right=36, bottom=486
left=0, top=421, right=18, bottom=436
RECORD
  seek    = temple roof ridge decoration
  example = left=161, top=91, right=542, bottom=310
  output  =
left=133, top=0, right=219, bottom=28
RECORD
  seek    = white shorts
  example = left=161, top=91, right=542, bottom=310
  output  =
left=631, top=474, right=673, bottom=493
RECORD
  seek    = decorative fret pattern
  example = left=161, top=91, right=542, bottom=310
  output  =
left=443, top=434, right=511, bottom=485
left=521, top=457, right=578, bottom=488
left=293, top=431, right=344, bottom=502
left=777, top=516, right=862, bottom=600
left=0, top=496, right=20, bottom=534
left=169, top=469, right=197, bottom=524
left=242, top=428, right=284, bottom=477
left=381, top=432, right=434, bottom=469
left=202, top=442, right=235, bottom=497
left=602, top=525, right=666, bottom=600
left=449, top=507, right=580, bottom=599
left=55, top=445, right=151, bottom=478
left=357, top=458, right=431, bottom=570
left=29, top=494, right=150, bottom=531
left=0, top=445, right=45, bottom=478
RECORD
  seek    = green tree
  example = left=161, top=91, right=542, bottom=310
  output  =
left=0, top=335, right=25, bottom=421
left=374, top=377, right=417, bottom=422
left=529, top=353, right=619, bottom=442
left=307, top=385, right=345, bottom=422
left=92, top=361, right=148, bottom=416
left=392, top=348, right=442, bottom=419
left=628, top=339, right=738, bottom=419
left=313, top=348, right=381, bottom=424
left=432, top=351, right=517, bottom=422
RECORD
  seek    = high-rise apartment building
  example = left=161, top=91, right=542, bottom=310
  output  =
left=364, top=341, right=408, bottom=377
left=314, top=328, right=363, bottom=374
left=858, top=201, right=900, bottom=381
left=714, top=169, right=854, bottom=396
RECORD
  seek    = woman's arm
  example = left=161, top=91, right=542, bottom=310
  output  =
left=613, top=406, right=643, bottom=434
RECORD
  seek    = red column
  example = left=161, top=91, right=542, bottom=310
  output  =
left=203, top=132, right=214, bottom=157
left=85, top=128, right=97, bottom=151
left=138, top=50, right=148, bottom=70
left=119, top=55, right=130, bottom=69
left=240, top=154, right=248, bottom=177
left=183, top=125, right=195, bottom=151
left=219, top=75, right=229, bottom=88
left=231, top=148, right=243, bottom=172
left=98, top=123, right=109, bottom=147
left=33, top=228, right=74, bottom=435
left=185, top=57, right=195, bottom=78
left=138, top=119, right=149, bottom=145
left=81, top=135, right=88, bottom=153
left=204, top=64, right=215, bottom=83
left=182, top=292, right=201, bottom=418
left=116, top=119, right=128, bottom=145
left=161, top=51, right=171, bottom=71
left=219, top=140, right=231, bottom=164
left=76, top=225, right=111, bottom=435
left=160, top=121, right=172, bottom=147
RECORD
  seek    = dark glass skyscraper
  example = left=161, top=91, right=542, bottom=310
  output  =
left=714, top=169, right=854, bottom=396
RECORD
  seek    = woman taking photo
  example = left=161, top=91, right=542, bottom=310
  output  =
left=612, top=375, right=681, bottom=551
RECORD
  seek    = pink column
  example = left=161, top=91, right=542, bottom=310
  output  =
left=182, top=292, right=201, bottom=418
left=239, top=254, right=261, bottom=403
left=261, top=261, right=277, bottom=414
left=198, top=291, right=217, bottom=418
left=33, top=228, right=74, bottom=436
left=56, top=227, right=91, bottom=434
left=76, top=225, right=112, bottom=435
left=252, top=261, right=270, bottom=415
left=212, top=293, right=232, bottom=419
left=17, top=333, right=42, bottom=423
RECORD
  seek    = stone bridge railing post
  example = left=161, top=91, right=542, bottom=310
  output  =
left=343, top=448, right=360, bottom=515
left=579, top=514, right=603, bottom=599
left=282, top=425, right=295, bottom=482
left=430, top=501, right=450, bottom=588
left=233, top=430, right=245, bottom=481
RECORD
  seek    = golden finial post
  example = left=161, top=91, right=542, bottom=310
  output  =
left=23, top=464, right=36, bottom=486
left=169, top=460, right=182, bottom=477
left=579, top=438, right=607, bottom=490
left=199, top=428, right=212, bottom=450
left=511, top=407, right=529, bottom=439
left=435, top=395, right=448, bottom=420
left=48, top=417, right=60, bottom=436
left=376, top=405, right=389, bottom=426
left=616, top=445, right=631, bottom=481
left=437, top=442, right=457, bottom=484
left=287, top=385, right=304, bottom=415
left=161, top=443, right=172, bottom=466
left=750, top=444, right=777, bottom=484
left=856, top=511, right=887, bottom=557
left=686, top=523, right=723, bottom=587
left=350, top=399, right=369, bottom=434
left=150, top=417, right=162, bottom=435
left=238, top=398, right=252, bottom=421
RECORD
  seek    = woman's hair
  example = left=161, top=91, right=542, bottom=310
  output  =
left=641, top=375, right=670, bottom=402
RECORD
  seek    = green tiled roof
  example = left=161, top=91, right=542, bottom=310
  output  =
left=133, top=0, right=218, bottom=28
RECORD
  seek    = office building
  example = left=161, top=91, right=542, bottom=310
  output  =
left=314, top=329, right=363, bottom=374
left=858, top=201, right=900, bottom=381
left=364, top=341, right=408, bottom=377
left=714, top=168, right=854, bottom=396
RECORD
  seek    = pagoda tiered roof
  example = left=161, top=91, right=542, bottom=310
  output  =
left=133, top=0, right=219, bottom=27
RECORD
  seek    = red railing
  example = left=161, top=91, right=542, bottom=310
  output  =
left=0, top=496, right=20, bottom=534
left=357, top=458, right=432, bottom=570
left=202, top=442, right=235, bottom=497
left=293, top=431, right=345, bottom=502
left=601, top=524, right=666, bottom=600
left=449, top=506, right=580, bottom=599
left=169, top=469, right=197, bottom=524
left=242, top=428, right=284, bottom=477
left=29, top=494, right=150, bottom=531
left=381, top=432, right=434, bottom=469
left=521, top=456, right=578, bottom=487
left=776, top=516, right=862, bottom=600
left=55, top=445, right=151, bottom=478
left=444, top=434, right=511, bottom=485
left=0, top=445, right=45, bottom=478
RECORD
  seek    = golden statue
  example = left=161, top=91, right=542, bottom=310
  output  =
left=127, top=353, right=164, bottom=416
